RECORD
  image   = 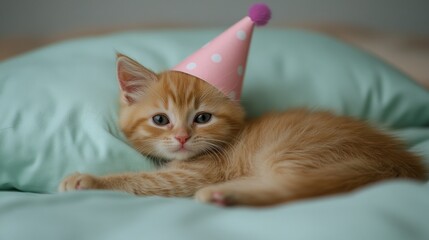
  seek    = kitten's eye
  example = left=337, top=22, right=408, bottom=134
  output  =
left=194, top=112, right=212, bottom=124
left=152, top=114, right=170, bottom=126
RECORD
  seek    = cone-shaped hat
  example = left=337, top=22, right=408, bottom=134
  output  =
left=172, top=3, right=271, bottom=100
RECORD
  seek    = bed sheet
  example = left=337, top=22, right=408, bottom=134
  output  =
left=1, top=180, right=428, bottom=240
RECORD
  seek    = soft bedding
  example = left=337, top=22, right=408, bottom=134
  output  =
left=1, top=180, right=429, bottom=240
left=1, top=28, right=429, bottom=239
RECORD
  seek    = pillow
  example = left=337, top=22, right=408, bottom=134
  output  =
left=1, top=29, right=428, bottom=193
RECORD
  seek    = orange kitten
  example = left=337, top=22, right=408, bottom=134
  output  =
left=59, top=54, right=427, bottom=206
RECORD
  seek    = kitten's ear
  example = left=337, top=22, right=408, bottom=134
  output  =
left=116, top=53, right=158, bottom=104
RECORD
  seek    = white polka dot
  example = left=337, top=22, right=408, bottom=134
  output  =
left=211, top=54, right=222, bottom=63
left=228, top=91, right=236, bottom=99
left=236, top=30, right=246, bottom=40
left=186, top=62, right=197, bottom=70
left=237, top=65, right=244, bottom=76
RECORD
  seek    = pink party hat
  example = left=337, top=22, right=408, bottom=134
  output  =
left=172, top=3, right=272, bottom=100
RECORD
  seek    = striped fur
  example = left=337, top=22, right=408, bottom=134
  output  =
left=59, top=54, right=427, bottom=207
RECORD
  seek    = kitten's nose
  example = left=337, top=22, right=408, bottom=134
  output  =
left=175, top=135, right=190, bottom=144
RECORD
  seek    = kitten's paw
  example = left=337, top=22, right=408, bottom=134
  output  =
left=59, top=173, right=100, bottom=192
left=195, top=188, right=236, bottom=207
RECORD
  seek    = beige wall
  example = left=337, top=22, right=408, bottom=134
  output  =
left=1, top=0, right=429, bottom=37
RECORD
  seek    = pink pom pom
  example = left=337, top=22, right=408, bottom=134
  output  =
left=248, top=3, right=272, bottom=26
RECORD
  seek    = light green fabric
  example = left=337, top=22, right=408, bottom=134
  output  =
left=1, top=29, right=429, bottom=193
left=1, top=180, right=429, bottom=240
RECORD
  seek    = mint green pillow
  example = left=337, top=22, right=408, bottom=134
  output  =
left=1, top=29, right=429, bottom=193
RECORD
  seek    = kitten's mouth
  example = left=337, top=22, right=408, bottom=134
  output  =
left=173, top=146, right=190, bottom=153
left=168, top=145, right=198, bottom=161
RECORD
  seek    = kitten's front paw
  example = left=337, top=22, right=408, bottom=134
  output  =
left=59, top=173, right=101, bottom=192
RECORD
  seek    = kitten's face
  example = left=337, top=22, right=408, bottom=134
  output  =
left=117, top=54, right=245, bottom=161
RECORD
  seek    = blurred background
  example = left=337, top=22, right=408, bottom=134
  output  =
left=1, top=0, right=428, bottom=87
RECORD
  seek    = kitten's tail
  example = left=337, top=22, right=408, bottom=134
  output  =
left=277, top=157, right=427, bottom=203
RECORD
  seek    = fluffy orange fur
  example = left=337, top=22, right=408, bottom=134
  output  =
left=59, top=54, right=427, bottom=206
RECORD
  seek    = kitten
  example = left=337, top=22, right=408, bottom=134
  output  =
left=59, top=54, right=427, bottom=206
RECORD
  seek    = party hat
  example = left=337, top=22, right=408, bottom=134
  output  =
left=172, top=3, right=271, bottom=100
